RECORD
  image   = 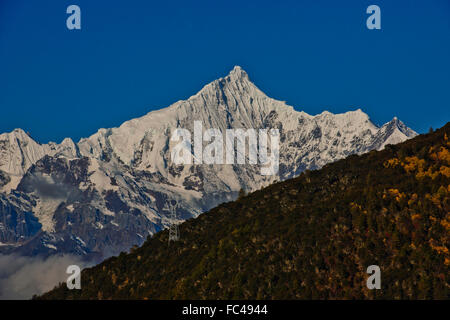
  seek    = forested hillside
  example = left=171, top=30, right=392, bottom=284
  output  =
left=39, top=123, right=450, bottom=299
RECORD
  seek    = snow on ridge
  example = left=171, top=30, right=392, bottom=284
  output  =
left=0, top=127, right=79, bottom=192
left=87, top=158, right=119, bottom=193
left=33, top=198, right=61, bottom=233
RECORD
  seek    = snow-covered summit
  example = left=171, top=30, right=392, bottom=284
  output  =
left=374, top=116, right=417, bottom=150
left=0, top=128, right=78, bottom=192
left=228, top=65, right=248, bottom=80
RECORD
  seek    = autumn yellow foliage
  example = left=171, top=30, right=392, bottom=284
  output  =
left=385, top=142, right=450, bottom=181
left=441, top=215, right=450, bottom=232
left=383, top=158, right=400, bottom=168
left=408, top=193, right=418, bottom=206
left=349, top=202, right=362, bottom=211
left=385, top=188, right=406, bottom=202
left=439, top=165, right=450, bottom=178
left=431, top=146, right=450, bottom=164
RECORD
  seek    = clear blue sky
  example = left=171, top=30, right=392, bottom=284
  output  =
left=1, top=0, right=449, bottom=143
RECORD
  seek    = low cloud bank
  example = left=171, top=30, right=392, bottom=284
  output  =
left=0, top=254, right=86, bottom=299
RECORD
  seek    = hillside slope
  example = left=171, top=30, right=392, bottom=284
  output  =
left=40, top=123, right=449, bottom=300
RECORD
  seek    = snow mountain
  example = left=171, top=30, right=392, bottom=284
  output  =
left=0, top=66, right=417, bottom=259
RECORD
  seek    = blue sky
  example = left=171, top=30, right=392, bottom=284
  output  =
left=1, top=0, right=449, bottom=143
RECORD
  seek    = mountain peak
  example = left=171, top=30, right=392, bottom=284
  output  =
left=377, top=116, right=417, bottom=146
left=1, top=128, right=33, bottom=142
left=388, top=116, right=403, bottom=127
left=227, top=65, right=248, bottom=81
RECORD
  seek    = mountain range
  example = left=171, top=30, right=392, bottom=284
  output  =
left=39, top=122, right=449, bottom=300
left=0, top=66, right=417, bottom=260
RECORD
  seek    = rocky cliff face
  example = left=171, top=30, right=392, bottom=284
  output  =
left=0, top=66, right=417, bottom=259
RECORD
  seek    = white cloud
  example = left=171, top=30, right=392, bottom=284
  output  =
left=0, top=254, right=86, bottom=300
